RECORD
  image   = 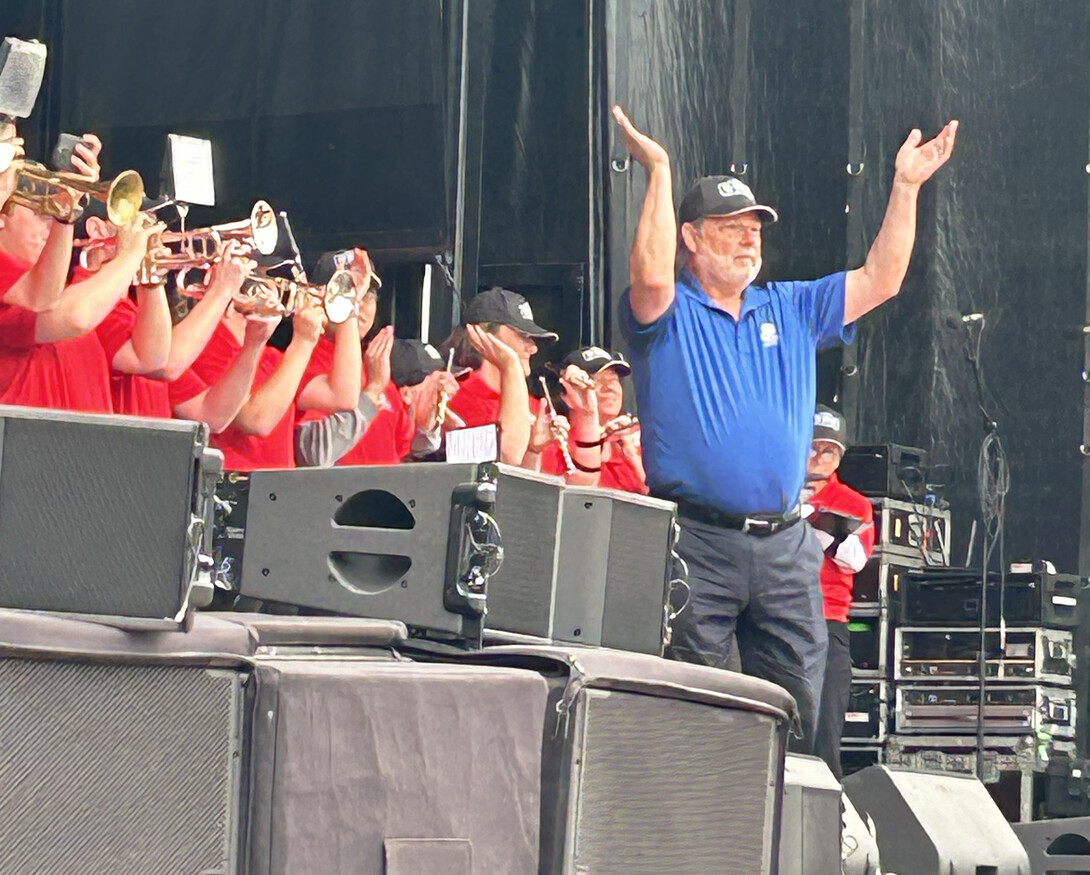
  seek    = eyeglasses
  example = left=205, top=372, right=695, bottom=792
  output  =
left=810, top=445, right=842, bottom=460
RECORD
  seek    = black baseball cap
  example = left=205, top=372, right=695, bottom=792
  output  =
left=559, top=345, right=631, bottom=377
left=390, top=339, right=469, bottom=388
left=812, top=404, right=847, bottom=451
left=462, top=287, right=558, bottom=341
left=678, top=175, right=778, bottom=226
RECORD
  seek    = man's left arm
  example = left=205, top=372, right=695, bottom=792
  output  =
left=844, top=120, right=959, bottom=324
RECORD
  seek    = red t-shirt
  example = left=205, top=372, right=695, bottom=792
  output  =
left=807, top=472, right=876, bottom=623
left=96, top=298, right=206, bottom=418
left=338, top=381, right=414, bottom=466
left=295, top=334, right=331, bottom=423
left=540, top=441, right=648, bottom=494
left=0, top=253, right=113, bottom=412
left=193, top=321, right=294, bottom=471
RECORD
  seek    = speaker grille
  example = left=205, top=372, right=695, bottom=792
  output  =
left=487, top=472, right=561, bottom=636
left=602, top=500, right=672, bottom=654
left=0, top=414, right=198, bottom=618
left=0, top=659, right=241, bottom=875
left=573, top=689, right=778, bottom=873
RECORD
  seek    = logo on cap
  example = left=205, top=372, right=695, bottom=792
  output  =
left=518, top=302, right=534, bottom=320
left=581, top=346, right=610, bottom=363
left=424, top=344, right=443, bottom=361
left=717, top=178, right=754, bottom=200
left=814, top=411, right=841, bottom=432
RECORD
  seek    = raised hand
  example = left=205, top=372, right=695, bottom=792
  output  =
left=559, top=364, right=598, bottom=418
left=242, top=314, right=278, bottom=347
left=467, top=323, right=520, bottom=371
left=116, top=214, right=166, bottom=261
left=612, top=105, right=669, bottom=171
left=207, top=241, right=256, bottom=294
left=894, top=120, right=958, bottom=188
left=71, top=133, right=103, bottom=183
left=292, top=301, right=325, bottom=346
left=364, top=325, right=394, bottom=396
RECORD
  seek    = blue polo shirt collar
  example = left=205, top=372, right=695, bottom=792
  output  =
left=678, top=270, right=770, bottom=321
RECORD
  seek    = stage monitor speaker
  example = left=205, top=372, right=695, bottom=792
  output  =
left=0, top=406, right=216, bottom=624
left=1011, top=816, right=1090, bottom=875
left=245, top=659, right=545, bottom=874
left=239, top=462, right=490, bottom=637
left=0, top=655, right=243, bottom=874
left=549, top=486, right=675, bottom=655
left=843, top=765, right=1031, bottom=875
left=778, top=754, right=843, bottom=875
left=477, top=646, right=797, bottom=875
left=841, top=792, right=881, bottom=875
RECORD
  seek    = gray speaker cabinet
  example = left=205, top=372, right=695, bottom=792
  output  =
left=0, top=406, right=213, bottom=623
left=844, top=765, right=1031, bottom=875
left=778, top=754, right=843, bottom=875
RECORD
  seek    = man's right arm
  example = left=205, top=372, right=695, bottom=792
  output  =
left=613, top=105, right=676, bottom=325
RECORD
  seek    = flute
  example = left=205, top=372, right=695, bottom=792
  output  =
left=435, top=348, right=455, bottom=427
left=538, top=376, right=576, bottom=475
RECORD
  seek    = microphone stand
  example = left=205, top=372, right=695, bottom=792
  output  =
left=959, top=313, right=1010, bottom=780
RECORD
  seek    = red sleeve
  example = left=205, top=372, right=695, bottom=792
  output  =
left=0, top=303, right=38, bottom=349
left=192, top=322, right=239, bottom=386
left=96, top=298, right=137, bottom=367
left=447, top=376, right=499, bottom=427
left=0, top=250, right=29, bottom=298
left=168, top=367, right=208, bottom=407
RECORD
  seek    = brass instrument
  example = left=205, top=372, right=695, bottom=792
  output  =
left=2, top=142, right=144, bottom=226
left=135, top=200, right=278, bottom=289
left=193, top=268, right=359, bottom=324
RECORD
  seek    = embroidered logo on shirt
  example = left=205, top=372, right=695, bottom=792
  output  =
left=759, top=322, right=780, bottom=348
left=717, top=178, right=754, bottom=199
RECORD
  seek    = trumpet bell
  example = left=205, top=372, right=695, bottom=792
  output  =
left=250, top=200, right=278, bottom=256
left=322, top=269, right=358, bottom=325
left=105, top=169, right=146, bottom=227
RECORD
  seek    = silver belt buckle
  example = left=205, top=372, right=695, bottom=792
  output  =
left=742, top=517, right=772, bottom=535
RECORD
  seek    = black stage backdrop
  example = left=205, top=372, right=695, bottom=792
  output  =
left=2, top=0, right=1090, bottom=572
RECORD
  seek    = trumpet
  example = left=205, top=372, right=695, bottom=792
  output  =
left=191, top=268, right=359, bottom=324
left=133, top=200, right=278, bottom=289
left=1, top=142, right=144, bottom=226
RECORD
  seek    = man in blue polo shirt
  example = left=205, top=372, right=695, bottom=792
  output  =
left=613, top=104, right=957, bottom=750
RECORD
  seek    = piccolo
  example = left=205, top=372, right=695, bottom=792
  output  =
left=538, top=376, right=576, bottom=475
left=436, top=348, right=455, bottom=427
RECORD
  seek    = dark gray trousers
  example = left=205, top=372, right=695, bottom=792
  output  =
left=668, top=518, right=828, bottom=752
left=814, top=620, right=852, bottom=780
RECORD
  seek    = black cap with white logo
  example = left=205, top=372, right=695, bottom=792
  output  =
left=462, top=287, right=558, bottom=341
left=812, top=404, right=847, bottom=450
left=558, top=345, right=631, bottom=377
left=678, top=175, right=779, bottom=226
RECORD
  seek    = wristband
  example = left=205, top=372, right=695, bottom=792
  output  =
left=571, top=458, right=602, bottom=473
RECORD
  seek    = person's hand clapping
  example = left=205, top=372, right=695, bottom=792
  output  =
left=364, top=325, right=394, bottom=403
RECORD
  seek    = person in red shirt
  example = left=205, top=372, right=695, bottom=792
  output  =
left=192, top=295, right=326, bottom=471
left=441, top=286, right=580, bottom=467
left=801, top=405, right=875, bottom=779
left=541, top=347, right=648, bottom=493
left=0, top=201, right=163, bottom=413
left=78, top=212, right=269, bottom=429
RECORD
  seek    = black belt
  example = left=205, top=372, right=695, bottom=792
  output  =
left=673, top=499, right=802, bottom=537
